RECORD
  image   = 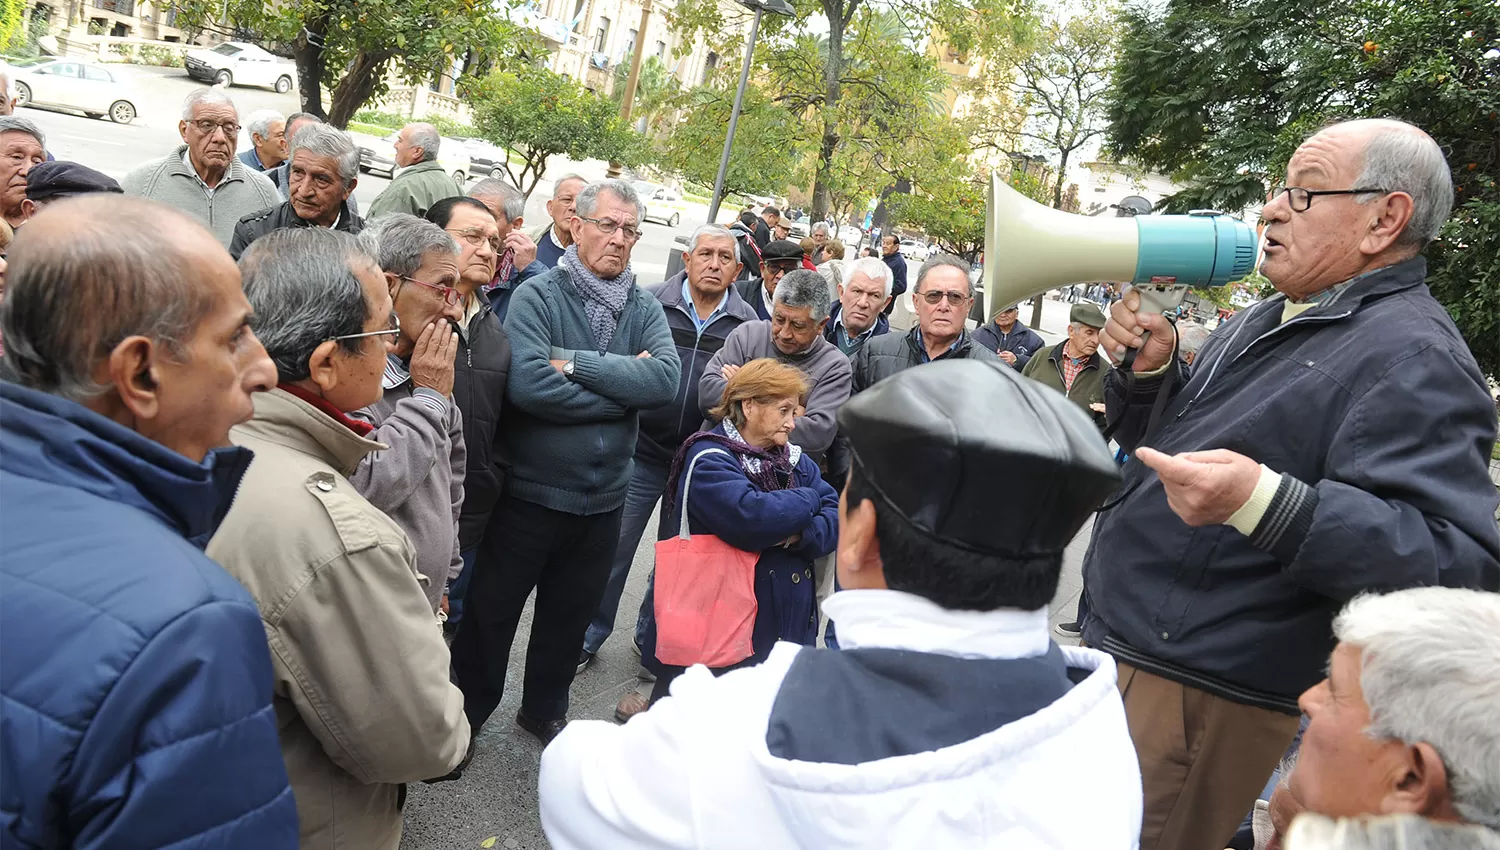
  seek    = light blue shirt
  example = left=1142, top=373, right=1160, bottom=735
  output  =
left=681, top=279, right=729, bottom=333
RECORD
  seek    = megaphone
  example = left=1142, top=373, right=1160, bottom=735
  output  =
left=982, top=174, right=1257, bottom=325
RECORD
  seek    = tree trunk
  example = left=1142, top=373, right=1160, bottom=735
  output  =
left=1053, top=148, right=1070, bottom=210
left=326, top=50, right=396, bottom=129
left=809, top=4, right=845, bottom=221
left=293, top=15, right=330, bottom=119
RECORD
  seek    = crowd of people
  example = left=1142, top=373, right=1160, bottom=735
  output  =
left=0, top=84, right=1496, bottom=850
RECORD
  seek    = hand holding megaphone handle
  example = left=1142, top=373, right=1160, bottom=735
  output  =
left=1119, top=283, right=1187, bottom=371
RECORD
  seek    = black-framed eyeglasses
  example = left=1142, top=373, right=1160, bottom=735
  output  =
left=579, top=216, right=642, bottom=242
left=764, top=260, right=800, bottom=275
left=190, top=119, right=241, bottom=137
left=399, top=275, right=461, bottom=306
left=331, top=312, right=401, bottom=343
left=1272, top=186, right=1388, bottom=213
left=918, top=290, right=971, bottom=306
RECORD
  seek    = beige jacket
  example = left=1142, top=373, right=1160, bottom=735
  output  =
left=208, top=389, right=469, bottom=850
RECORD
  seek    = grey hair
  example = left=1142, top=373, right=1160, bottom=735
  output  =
left=1346, top=120, right=1454, bottom=248
left=289, top=123, right=359, bottom=187
left=0, top=115, right=45, bottom=149
left=1282, top=813, right=1500, bottom=850
left=239, top=228, right=381, bottom=383
left=182, top=87, right=235, bottom=120
left=772, top=269, right=832, bottom=321
left=576, top=179, right=645, bottom=221
left=0, top=196, right=216, bottom=403
left=811, top=221, right=831, bottom=237
left=687, top=223, right=736, bottom=254
left=285, top=112, right=323, bottom=142
left=406, top=123, right=441, bottom=162
left=1333, top=588, right=1500, bottom=829
left=1177, top=321, right=1211, bottom=356
left=845, top=255, right=894, bottom=299
left=244, top=109, right=284, bottom=142
left=366, top=213, right=459, bottom=279
left=551, top=173, right=587, bottom=198
left=468, top=178, right=525, bottom=222
left=915, top=253, right=973, bottom=296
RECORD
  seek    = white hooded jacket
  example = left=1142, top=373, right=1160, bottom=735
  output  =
left=539, top=590, right=1142, bottom=849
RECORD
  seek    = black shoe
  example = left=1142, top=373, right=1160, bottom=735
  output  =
left=515, top=710, right=567, bottom=746
left=576, top=649, right=595, bottom=676
left=1054, top=621, right=1082, bottom=637
left=423, top=732, right=477, bottom=784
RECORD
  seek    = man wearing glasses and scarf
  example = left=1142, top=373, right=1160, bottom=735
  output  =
left=451, top=178, right=680, bottom=747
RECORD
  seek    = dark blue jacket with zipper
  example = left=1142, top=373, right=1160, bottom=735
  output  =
left=636, top=271, right=761, bottom=466
left=1082, top=257, right=1500, bottom=713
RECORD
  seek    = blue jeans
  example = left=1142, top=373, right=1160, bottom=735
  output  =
left=582, top=454, right=671, bottom=655
left=448, top=547, right=478, bottom=625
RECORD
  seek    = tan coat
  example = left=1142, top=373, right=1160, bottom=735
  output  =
left=208, top=389, right=469, bottom=850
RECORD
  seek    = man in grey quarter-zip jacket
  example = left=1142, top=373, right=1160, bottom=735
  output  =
left=1081, top=118, right=1500, bottom=850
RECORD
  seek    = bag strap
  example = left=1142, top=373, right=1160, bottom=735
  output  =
left=678, top=448, right=733, bottom=540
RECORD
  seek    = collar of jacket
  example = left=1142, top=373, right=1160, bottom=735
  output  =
left=905, top=325, right=972, bottom=360
left=236, top=387, right=386, bottom=476
left=658, top=269, right=759, bottom=323
left=0, top=380, right=253, bottom=546
left=828, top=302, right=888, bottom=341
left=823, top=589, right=1050, bottom=660
left=1267, top=255, right=1429, bottom=316
left=165, top=144, right=246, bottom=187
left=394, top=160, right=446, bottom=179
left=271, top=200, right=360, bottom=231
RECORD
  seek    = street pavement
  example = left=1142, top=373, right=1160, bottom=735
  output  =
left=18, top=63, right=1095, bottom=849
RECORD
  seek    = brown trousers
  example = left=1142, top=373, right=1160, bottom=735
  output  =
left=1117, top=662, right=1301, bottom=850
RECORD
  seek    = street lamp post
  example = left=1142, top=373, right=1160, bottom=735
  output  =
left=706, top=0, right=794, bottom=225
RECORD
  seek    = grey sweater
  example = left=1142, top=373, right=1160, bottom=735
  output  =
left=349, top=362, right=466, bottom=614
left=122, top=145, right=281, bottom=248
left=501, top=265, right=681, bottom=515
left=699, top=320, right=853, bottom=459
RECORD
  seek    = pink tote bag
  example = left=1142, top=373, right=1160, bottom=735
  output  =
left=653, top=449, right=760, bottom=668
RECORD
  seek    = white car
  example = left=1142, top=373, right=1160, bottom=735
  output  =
left=899, top=238, right=928, bottom=260
left=357, top=132, right=472, bottom=185
left=634, top=182, right=689, bottom=227
left=8, top=58, right=139, bottom=123
left=184, top=42, right=297, bottom=93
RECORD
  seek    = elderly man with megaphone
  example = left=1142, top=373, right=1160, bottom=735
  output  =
left=1077, top=118, right=1498, bottom=850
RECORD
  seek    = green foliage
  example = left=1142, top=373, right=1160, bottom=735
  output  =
left=657, top=84, right=806, bottom=202
left=0, top=0, right=24, bottom=51
left=468, top=65, right=649, bottom=198
left=885, top=177, right=985, bottom=261
left=611, top=55, right=680, bottom=133
left=1108, top=0, right=1500, bottom=377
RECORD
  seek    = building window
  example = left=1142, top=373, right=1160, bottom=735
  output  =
left=625, top=27, right=637, bottom=58
left=654, top=40, right=666, bottom=58
left=595, top=16, right=611, bottom=54
left=702, top=51, right=718, bottom=84
left=571, top=0, right=585, bottom=33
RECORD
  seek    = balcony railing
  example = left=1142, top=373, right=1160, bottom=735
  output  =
left=92, top=0, right=136, bottom=16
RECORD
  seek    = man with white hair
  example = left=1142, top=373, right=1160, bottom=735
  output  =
left=0, top=115, right=46, bottom=229
left=823, top=255, right=892, bottom=356
left=1259, top=588, right=1500, bottom=849
left=238, top=109, right=286, bottom=173
left=367, top=122, right=460, bottom=219
left=122, top=88, right=280, bottom=247
left=529, top=173, right=586, bottom=269
left=229, top=123, right=364, bottom=259
left=469, top=177, right=545, bottom=322
left=809, top=220, right=832, bottom=264
left=1086, top=118, right=1499, bottom=850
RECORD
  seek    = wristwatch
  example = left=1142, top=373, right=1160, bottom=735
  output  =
left=563, top=359, right=577, bottom=379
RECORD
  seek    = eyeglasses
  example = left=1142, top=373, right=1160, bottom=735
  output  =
left=917, top=290, right=971, bottom=306
left=1272, top=186, right=1388, bottom=213
left=400, top=275, right=461, bottom=306
left=190, top=119, right=241, bottom=137
left=447, top=227, right=502, bottom=253
left=331, top=312, right=401, bottom=343
left=764, top=261, right=800, bottom=275
left=579, top=216, right=642, bottom=242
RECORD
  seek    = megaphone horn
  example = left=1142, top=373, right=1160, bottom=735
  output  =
left=982, top=174, right=1257, bottom=324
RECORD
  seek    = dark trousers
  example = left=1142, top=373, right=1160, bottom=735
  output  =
left=451, top=494, right=624, bottom=728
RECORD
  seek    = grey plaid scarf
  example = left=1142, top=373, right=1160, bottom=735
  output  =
left=559, top=245, right=633, bottom=352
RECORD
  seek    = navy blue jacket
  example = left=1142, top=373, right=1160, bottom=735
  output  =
left=1083, top=257, right=1500, bottom=712
left=484, top=259, right=547, bottom=325
left=642, top=429, right=840, bottom=674
left=637, top=271, right=760, bottom=466
left=881, top=251, right=908, bottom=302
left=972, top=318, right=1045, bottom=371
left=0, top=382, right=298, bottom=848
left=823, top=301, right=890, bottom=355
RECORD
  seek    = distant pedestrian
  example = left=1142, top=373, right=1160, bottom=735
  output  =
left=1022, top=302, right=1111, bottom=429
left=238, top=108, right=286, bottom=172
left=972, top=302, right=1045, bottom=371
left=529, top=172, right=586, bottom=269
left=879, top=233, right=908, bottom=315
left=122, top=89, right=280, bottom=247
left=366, top=122, right=460, bottom=219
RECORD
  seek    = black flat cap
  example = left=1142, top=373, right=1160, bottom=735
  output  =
left=761, top=239, right=804, bottom=261
left=26, top=161, right=124, bottom=201
left=839, top=359, right=1120, bottom=561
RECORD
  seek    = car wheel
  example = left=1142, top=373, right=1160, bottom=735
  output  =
left=110, top=100, right=136, bottom=124
left=452, top=170, right=466, bottom=186
left=14, top=82, right=30, bottom=107
left=489, top=165, right=505, bottom=179
left=275, top=75, right=292, bottom=94
left=669, top=213, right=680, bottom=227
left=214, top=69, right=232, bottom=87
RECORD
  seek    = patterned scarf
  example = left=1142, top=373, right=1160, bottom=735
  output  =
left=559, top=244, right=632, bottom=352
left=665, top=421, right=802, bottom=511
